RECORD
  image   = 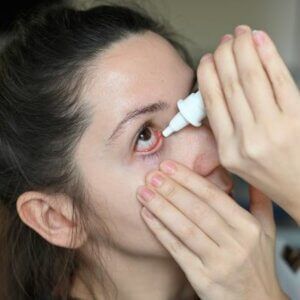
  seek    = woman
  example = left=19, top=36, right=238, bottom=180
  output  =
left=0, top=2, right=293, bottom=300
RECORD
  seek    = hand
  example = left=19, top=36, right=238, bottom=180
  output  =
left=197, top=25, right=300, bottom=223
left=136, top=159, right=288, bottom=300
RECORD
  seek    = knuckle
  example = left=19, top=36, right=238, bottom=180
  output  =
left=222, top=77, right=241, bottom=99
left=248, top=219, right=262, bottom=240
left=161, top=181, right=177, bottom=199
left=204, top=85, right=224, bottom=109
left=272, top=69, right=289, bottom=88
left=181, top=225, right=197, bottom=239
left=155, top=198, right=166, bottom=213
left=201, top=184, right=219, bottom=202
left=240, top=136, right=265, bottom=159
left=193, top=203, right=211, bottom=221
left=180, top=172, right=193, bottom=188
left=199, top=79, right=224, bottom=106
left=241, top=68, right=259, bottom=84
left=168, top=238, right=182, bottom=255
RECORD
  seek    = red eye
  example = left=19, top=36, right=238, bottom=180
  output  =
left=134, top=126, right=162, bottom=153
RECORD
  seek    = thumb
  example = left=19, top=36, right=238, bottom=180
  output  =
left=248, top=184, right=275, bottom=238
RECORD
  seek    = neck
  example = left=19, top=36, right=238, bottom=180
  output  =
left=71, top=243, right=197, bottom=300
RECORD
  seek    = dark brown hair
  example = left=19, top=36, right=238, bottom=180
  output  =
left=0, top=2, right=193, bottom=299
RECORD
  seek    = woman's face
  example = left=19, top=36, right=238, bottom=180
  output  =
left=75, top=31, right=233, bottom=256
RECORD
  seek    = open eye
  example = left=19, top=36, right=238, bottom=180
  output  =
left=134, top=124, right=162, bottom=153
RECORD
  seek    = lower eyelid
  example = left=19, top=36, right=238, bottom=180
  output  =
left=140, top=143, right=164, bottom=162
left=135, top=130, right=164, bottom=156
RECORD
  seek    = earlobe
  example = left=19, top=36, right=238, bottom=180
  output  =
left=16, top=191, right=87, bottom=249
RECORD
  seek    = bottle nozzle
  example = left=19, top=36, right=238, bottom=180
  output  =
left=162, top=126, right=174, bottom=137
left=162, top=90, right=206, bottom=138
left=161, top=111, right=189, bottom=137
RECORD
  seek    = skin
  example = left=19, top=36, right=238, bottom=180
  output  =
left=137, top=161, right=287, bottom=299
left=17, top=24, right=297, bottom=299
left=17, top=31, right=233, bottom=300
left=133, top=25, right=297, bottom=299
left=198, top=25, right=300, bottom=224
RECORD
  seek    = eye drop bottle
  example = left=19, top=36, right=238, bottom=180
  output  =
left=162, top=90, right=206, bottom=138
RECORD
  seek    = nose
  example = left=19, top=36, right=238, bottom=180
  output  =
left=192, top=122, right=220, bottom=177
left=163, top=120, right=219, bottom=176
left=193, top=149, right=220, bottom=177
left=163, top=121, right=233, bottom=193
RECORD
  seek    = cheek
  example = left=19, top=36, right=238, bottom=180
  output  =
left=88, top=165, right=160, bottom=242
left=89, top=161, right=150, bottom=212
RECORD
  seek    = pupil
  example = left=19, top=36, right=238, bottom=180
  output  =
left=140, top=127, right=151, bottom=141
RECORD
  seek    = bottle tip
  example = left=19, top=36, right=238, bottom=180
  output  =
left=162, top=126, right=173, bottom=137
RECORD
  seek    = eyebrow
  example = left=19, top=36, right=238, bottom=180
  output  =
left=105, top=101, right=170, bottom=147
left=105, top=73, right=197, bottom=147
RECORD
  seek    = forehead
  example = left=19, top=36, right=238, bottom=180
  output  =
left=81, top=31, right=193, bottom=142
left=84, top=31, right=193, bottom=105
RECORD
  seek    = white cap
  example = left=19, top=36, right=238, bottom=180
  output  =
left=162, top=90, right=206, bottom=137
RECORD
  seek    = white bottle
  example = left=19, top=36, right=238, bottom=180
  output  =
left=162, top=90, right=206, bottom=137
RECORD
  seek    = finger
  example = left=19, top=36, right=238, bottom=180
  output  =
left=232, top=25, right=280, bottom=121
left=159, top=159, right=252, bottom=229
left=252, top=29, right=300, bottom=114
left=140, top=206, right=206, bottom=275
left=136, top=185, right=218, bottom=258
left=145, top=170, right=233, bottom=245
left=197, top=53, right=234, bottom=144
left=214, top=34, right=255, bottom=129
left=248, top=184, right=275, bottom=238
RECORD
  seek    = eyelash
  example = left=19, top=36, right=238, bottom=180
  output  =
left=134, top=121, right=163, bottom=161
left=133, top=80, right=198, bottom=161
left=141, top=149, right=162, bottom=161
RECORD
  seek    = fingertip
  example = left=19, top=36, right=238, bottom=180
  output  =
left=252, top=30, right=268, bottom=47
left=160, top=160, right=177, bottom=175
left=200, top=53, right=213, bottom=64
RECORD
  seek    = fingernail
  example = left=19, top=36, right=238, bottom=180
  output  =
left=137, top=186, right=155, bottom=202
left=150, top=174, right=165, bottom=188
left=252, top=30, right=266, bottom=47
left=160, top=160, right=177, bottom=175
left=220, top=34, right=233, bottom=44
left=200, top=53, right=212, bottom=63
left=235, top=25, right=249, bottom=36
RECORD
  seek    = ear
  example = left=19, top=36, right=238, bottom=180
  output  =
left=16, top=191, right=87, bottom=248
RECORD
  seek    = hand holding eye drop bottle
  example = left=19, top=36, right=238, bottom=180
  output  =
left=162, top=90, right=207, bottom=137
